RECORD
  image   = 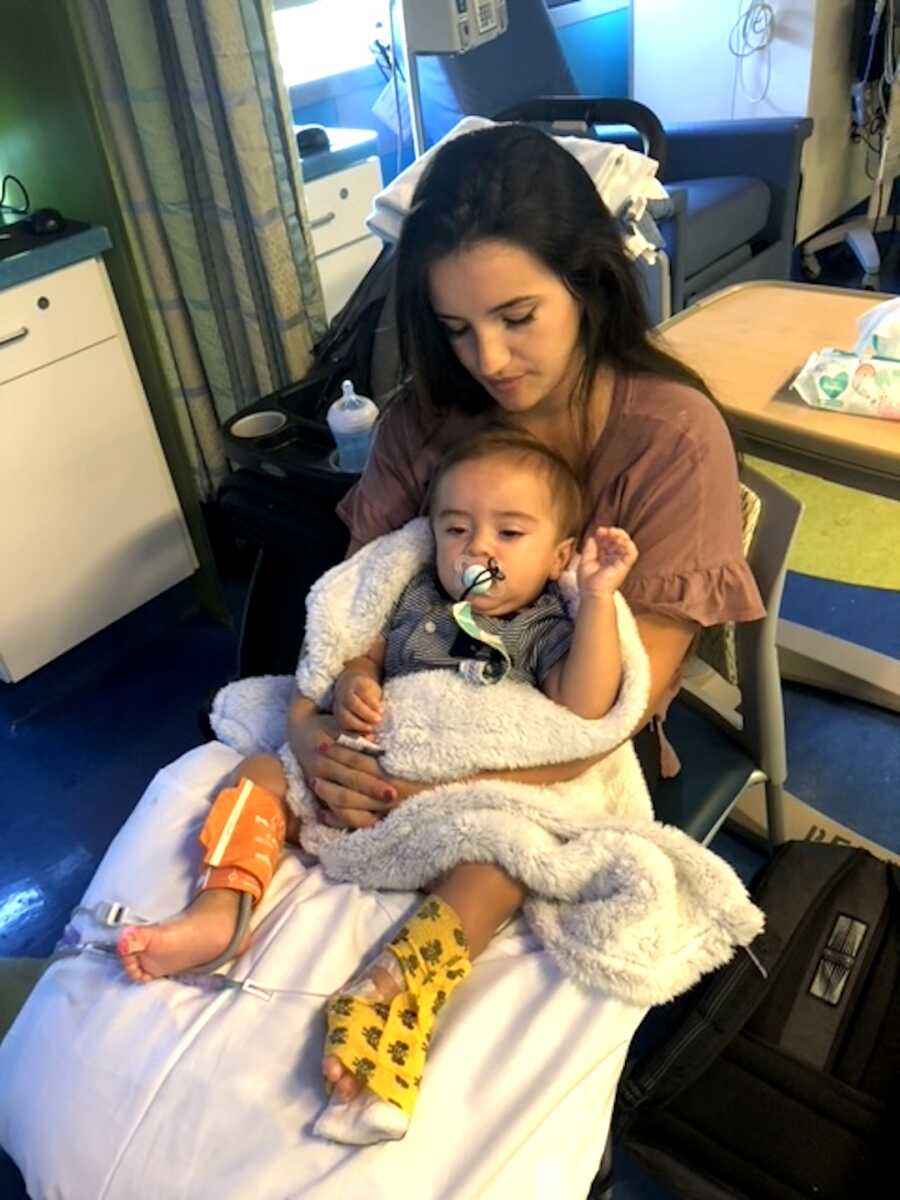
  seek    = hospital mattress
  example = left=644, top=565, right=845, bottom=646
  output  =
left=0, top=741, right=645, bottom=1200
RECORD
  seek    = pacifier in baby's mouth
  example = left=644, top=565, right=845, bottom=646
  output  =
left=457, top=556, right=505, bottom=599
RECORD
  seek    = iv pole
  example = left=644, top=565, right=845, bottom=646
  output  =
left=406, top=48, right=427, bottom=159
left=393, top=1, right=433, bottom=158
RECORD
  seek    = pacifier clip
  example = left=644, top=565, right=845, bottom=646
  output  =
left=450, top=600, right=511, bottom=685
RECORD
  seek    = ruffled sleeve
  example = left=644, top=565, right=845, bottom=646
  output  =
left=624, top=561, right=763, bottom=628
left=588, top=380, right=766, bottom=777
left=594, top=389, right=765, bottom=628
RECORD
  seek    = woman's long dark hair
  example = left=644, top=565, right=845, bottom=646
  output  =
left=393, top=124, right=719, bottom=458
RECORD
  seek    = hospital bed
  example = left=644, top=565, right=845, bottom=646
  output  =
left=0, top=739, right=644, bottom=1199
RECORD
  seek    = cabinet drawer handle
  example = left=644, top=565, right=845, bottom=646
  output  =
left=310, top=211, right=336, bottom=230
left=0, top=326, right=29, bottom=349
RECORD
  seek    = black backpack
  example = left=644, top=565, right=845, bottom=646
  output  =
left=614, top=841, right=900, bottom=1200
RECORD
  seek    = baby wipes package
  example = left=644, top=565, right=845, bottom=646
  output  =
left=791, top=349, right=900, bottom=421
left=790, top=296, right=900, bottom=422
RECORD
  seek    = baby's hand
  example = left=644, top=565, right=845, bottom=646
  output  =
left=577, top=526, right=639, bottom=597
left=333, top=672, right=384, bottom=737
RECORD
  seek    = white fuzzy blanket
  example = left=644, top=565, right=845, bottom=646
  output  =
left=210, top=519, right=763, bottom=1006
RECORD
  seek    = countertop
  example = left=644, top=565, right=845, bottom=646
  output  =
left=0, top=127, right=378, bottom=289
left=296, top=125, right=380, bottom=183
left=0, top=220, right=112, bottom=292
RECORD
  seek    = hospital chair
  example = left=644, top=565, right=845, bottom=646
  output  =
left=415, top=0, right=812, bottom=315
left=495, top=95, right=811, bottom=318
left=652, top=465, right=803, bottom=849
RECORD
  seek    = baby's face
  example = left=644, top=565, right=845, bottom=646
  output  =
left=431, top=456, right=573, bottom=616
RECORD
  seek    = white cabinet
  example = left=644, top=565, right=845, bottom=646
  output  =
left=0, top=256, right=197, bottom=681
left=304, top=157, right=383, bottom=322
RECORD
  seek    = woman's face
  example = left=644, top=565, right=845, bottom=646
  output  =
left=427, top=239, right=583, bottom=418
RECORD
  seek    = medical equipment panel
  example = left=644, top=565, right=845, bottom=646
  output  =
left=402, top=0, right=508, bottom=55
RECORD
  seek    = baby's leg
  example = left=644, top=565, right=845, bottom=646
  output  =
left=117, top=753, right=290, bottom=982
left=317, top=863, right=526, bottom=1143
left=432, top=862, right=528, bottom=957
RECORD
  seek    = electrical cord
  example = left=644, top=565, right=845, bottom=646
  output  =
left=728, top=0, right=775, bottom=115
left=884, top=0, right=897, bottom=85
left=857, top=1, right=900, bottom=186
left=370, top=31, right=404, bottom=85
left=0, top=173, right=30, bottom=214
left=848, top=1, right=898, bottom=183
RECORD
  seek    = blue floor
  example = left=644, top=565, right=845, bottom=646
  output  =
left=1, top=253, right=899, bottom=1198
left=0, top=582, right=240, bottom=959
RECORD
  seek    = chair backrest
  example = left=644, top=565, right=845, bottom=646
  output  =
left=416, top=0, right=577, bottom=144
left=735, top=465, right=802, bottom=786
left=685, top=465, right=802, bottom=788
left=494, top=96, right=667, bottom=171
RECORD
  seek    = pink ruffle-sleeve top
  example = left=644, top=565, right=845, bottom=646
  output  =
left=336, top=371, right=765, bottom=774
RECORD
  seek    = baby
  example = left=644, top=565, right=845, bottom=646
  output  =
left=117, top=425, right=638, bottom=1144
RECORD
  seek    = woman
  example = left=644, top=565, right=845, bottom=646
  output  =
left=288, top=124, right=764, bottom=1107
left=0, top=125, right=764, bottom=1198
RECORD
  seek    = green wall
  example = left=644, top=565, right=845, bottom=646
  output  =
left=0, top=0, right=223, bottom=616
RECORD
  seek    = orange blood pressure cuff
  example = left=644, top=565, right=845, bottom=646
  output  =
left=197, top=778, right=286, bottom=905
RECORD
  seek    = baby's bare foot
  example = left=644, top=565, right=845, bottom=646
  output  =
left=117, top=889, right=248, bottom=982
left=322, top=963, right=401, bottom=1104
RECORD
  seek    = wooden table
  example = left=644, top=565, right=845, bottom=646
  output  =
left=660, top=281, right=900, bottom=711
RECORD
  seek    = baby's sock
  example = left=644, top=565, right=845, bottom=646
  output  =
left=314, top=895, right=471, bottom=1145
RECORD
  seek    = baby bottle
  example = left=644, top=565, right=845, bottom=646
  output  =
left=326, top=380, right=378, bottom=473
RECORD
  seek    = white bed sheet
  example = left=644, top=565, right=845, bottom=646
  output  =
left=0, top=742, right=646, bottom=1200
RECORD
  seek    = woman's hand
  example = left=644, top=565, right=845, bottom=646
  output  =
left=288, top=692, right=424, bottom=830
left=312, top=742, right=424, bottom=829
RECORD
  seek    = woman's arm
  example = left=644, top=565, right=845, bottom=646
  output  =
left=309, top=610, right=697, bottom=824
left=450, top=610, right=696, bottom=786
left=286, top=693, right=397, bottom=829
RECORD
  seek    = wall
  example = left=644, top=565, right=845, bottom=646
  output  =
left=630, top=0, right=876, bottom=243
left=0, top=0, right=220, bottom=611
left=553, top=1, right=630, bottom=98
left=631, top=0, right=816, bottom=123
left=799, top=0, right=872, bottom=243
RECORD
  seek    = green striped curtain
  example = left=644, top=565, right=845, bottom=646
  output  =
left=73, top=0, right=327, bottom=495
